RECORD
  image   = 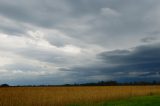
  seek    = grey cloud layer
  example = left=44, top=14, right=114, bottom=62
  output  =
left=0, top=0, right=160, bottom=85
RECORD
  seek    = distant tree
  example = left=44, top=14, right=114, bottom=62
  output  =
left=152, top=80, right=157, bottom=85
left=1, top=84, right=10, bottom=87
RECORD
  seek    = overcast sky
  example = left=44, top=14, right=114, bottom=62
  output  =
left=0, top=0, right=160, bottom=85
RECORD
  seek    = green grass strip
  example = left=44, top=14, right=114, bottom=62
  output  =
left=69, top=95, right=160, bottom=106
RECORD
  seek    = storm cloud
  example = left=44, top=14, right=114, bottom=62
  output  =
left=63, top=43, right=160, bottom=83
left=0, top=0, right=160, bottom=85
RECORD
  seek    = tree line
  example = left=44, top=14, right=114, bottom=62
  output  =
left=1, top=80, right=160, bottom=87
left=64, top=80, right=160, bottom=86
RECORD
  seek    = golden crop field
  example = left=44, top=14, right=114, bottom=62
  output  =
left=0, top=86, right=160, bottom=106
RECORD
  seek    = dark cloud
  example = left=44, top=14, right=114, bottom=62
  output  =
left=100, top=43, right=160, bottom=75
left=141, top=37, right=157, bottom=43
left=99, top=44, right=160, bottom=65
left=63, top=43, right=160, bottom=82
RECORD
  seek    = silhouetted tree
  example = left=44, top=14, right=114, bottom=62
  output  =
left=1, top=84, right=9, bottom=87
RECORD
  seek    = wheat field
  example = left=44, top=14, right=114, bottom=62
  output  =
left=0, top=86, right=160, bottom=106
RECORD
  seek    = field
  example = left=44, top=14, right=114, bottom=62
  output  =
left=0, top=86, right=160, bottom=106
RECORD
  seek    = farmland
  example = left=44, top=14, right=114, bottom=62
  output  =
left=0, top=86, right=160, bottom=106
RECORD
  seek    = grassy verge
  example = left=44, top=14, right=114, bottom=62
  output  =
left=69, top=95, right=160, bottom=106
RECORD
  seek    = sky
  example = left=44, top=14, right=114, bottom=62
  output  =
left=0, top=0, right=160, bottom=85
